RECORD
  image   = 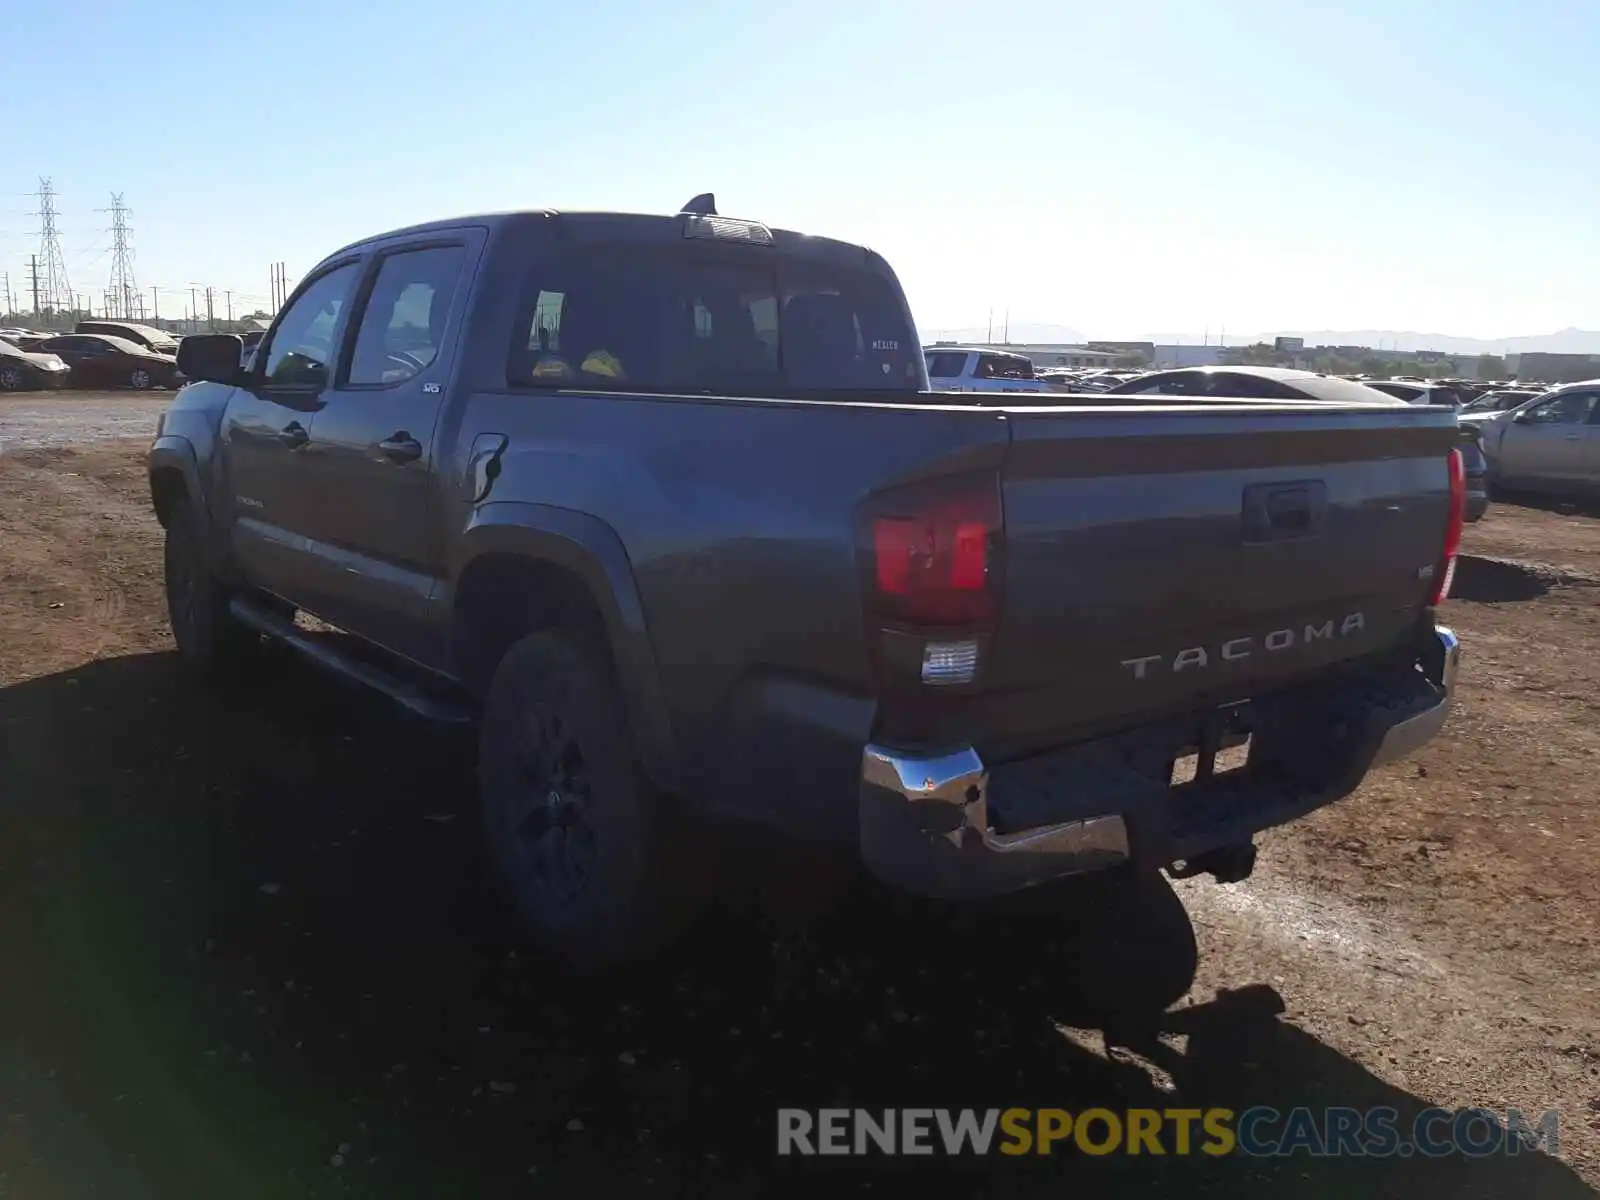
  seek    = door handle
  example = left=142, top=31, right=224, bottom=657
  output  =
left=377, top=433, right=423, bottom=463
left=277, top=421, right=309, bottom=449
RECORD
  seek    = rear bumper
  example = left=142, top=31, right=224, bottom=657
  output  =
left=858, top=625, right=1460, bottom=899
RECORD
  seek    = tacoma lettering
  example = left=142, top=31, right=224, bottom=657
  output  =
left=1120, top=613, right=1366, bottom=679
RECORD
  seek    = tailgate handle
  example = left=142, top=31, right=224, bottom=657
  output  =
left=1242, top=481, right=1326, bottom=542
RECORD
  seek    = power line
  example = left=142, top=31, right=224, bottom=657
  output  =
left=101, top=193, right=140, bottom=319
left=30, top=178, right=73, bottom=313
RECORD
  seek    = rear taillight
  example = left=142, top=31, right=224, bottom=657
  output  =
left=1431, top=447, right=1465, bottom=604
left=858, top=473, right=1003, bottom=688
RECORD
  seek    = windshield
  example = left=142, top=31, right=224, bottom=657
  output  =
left=1464, top=390, right=1530, bottom=412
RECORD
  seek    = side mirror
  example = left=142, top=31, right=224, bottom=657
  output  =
left=176, top=334, right=245, bottom=385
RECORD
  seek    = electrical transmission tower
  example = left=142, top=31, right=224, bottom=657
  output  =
left=31, top=178, right=74, bottom=314
left=103, top=193, right=139, bottom=320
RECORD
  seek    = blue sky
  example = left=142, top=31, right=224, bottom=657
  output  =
left=3, top=0, right=1597, bottom=339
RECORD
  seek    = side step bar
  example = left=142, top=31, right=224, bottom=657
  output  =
left=228, top=598, right=472, bottom=725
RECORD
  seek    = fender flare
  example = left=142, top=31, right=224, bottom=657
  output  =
left=147, top=435, right=227, bottom=564
left=450, top=502, right=680, bottom=792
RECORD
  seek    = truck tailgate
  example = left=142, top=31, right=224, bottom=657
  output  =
left=990, top=403, right=1460, bottom=741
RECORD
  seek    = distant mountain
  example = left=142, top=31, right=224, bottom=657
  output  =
left=1255, top=328, right=1600, bottom=356
left=921, top=323, right=1600, bottom=355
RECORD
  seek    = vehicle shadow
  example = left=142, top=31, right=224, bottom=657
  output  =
left=0, top=653, right=1592, bottom=1198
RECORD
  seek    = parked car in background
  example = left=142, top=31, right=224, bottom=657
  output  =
left=1474, top=381, right=1600, bottom=498
left=923, top=346, right=1054, bottom=394
left=1105, top=365, right=1406, bottom=403
left=237, top=328, right=266, bottom=370
left=37, top=333, right=182, bottom=390
left=0, top=337, right=72, bottom=390
left=4, top=331, right=57, bottom=351
left=1362, top=380, right=1467, bottom=408
left=1105, top=366, right=1487, bottom=521
left=75, top=320, right=180, bottom=357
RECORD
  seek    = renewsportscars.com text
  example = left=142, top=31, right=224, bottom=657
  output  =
left=776, top=1106, right=1560, bottom=1158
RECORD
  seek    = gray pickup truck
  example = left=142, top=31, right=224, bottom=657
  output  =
left=150, top=198, right=1466, bottom=965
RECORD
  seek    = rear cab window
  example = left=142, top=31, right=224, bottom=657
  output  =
left=508, top=241, right=923, bottom=395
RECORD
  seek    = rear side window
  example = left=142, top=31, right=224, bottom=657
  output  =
left=347, top=245, right=467, bottom=385
left=1371, top=382, right=1423, bottom=402
left=924, top=351, right=969, bottom=379
left=508, top=248, right=920, bottom=394
left=976, top=354, right=1034, bottom=380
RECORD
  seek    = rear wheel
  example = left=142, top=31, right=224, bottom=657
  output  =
left=163, top=507, right=264, bottom=678
left=478, top=630, right=697, bottom=966
left=129, top=367, right=153, bottom=390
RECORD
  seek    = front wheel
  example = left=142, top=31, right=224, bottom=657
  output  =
left=0, top=363, right=31, bottom=391
left=478, top=631, right=699, bottom=966
left=163, top=508, right=264, bottom=678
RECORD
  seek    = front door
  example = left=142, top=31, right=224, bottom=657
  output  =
left=42, top=336, right=117, bottom=387
left=1495, top=390, right=1600, bottom=489
left=219, top=260, right=364, bottom=603
left=292, top=239, right=476, bottom=665
left=1580, top=397, right=1600, bottom=493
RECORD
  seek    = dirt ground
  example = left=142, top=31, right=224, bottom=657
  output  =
left=1, top=418, right=1598, bottom=1197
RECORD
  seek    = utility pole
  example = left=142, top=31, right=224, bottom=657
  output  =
left=150, top=286, right=160, bottom=320
left=189, top=287, right=198, bottom=333
left=29, top=255, right=40, bottom=316
left=225, top=289, right=233, bottom=323
left=205, top=286, right=215, bottom=330
left=1, top=271, right=9, bottom=318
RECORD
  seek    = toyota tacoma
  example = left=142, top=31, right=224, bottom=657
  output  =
left=149, top=196, right=1465, bottom=964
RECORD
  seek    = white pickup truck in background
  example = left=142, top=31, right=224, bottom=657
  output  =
left=923, top=346, right=1055, bottom=394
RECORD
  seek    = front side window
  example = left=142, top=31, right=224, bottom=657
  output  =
left=347, top=245, right=467, bottom=385
left=260, top=262, right=361, bottom=389
left=1523, top=392, right=1598, bottom=425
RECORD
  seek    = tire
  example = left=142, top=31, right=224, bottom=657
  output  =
left=478, top=630, right=696, bottom=966
left=0, top=363, right=31, bottom=391
left=163, top=507, right=264, bottom=678
left=129, top=367, right=153, bottom=390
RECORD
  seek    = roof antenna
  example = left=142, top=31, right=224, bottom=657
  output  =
left=681, top=193, right=717, bottom=216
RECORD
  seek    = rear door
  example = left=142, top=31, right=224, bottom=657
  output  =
left=988, top=403, right=1459, bottom=740
left=291, top=235, right=479, bottom=664
left=1578, top=392, right=1600, bottom=491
